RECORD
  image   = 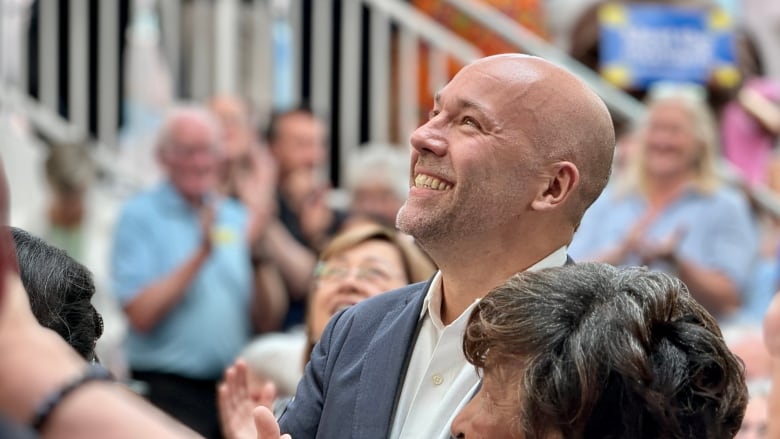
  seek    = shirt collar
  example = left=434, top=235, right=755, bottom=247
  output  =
left=525, top=245, right=568, bottom=271
left=419, top=245, right=569, bottom=323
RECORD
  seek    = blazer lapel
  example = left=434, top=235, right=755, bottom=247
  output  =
left=351, top=278, right=431, bottom=438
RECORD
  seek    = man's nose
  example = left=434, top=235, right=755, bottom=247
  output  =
left=410, top=119, right=447, bottom=157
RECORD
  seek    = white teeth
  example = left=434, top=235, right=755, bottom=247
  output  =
left=414, top=174, right=452, bottom=190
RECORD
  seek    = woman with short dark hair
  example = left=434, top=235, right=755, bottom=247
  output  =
left=11, top=227, right=103, bottom=362
left=454, top=263, right=747, bottom=439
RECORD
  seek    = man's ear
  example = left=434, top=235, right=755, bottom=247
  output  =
left=530, top=162, right=579, bottom=212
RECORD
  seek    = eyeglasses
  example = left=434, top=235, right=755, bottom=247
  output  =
left=314, top=263, right=402, bottom=284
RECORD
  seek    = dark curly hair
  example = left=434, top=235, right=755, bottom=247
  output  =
left=11, top=227, right=103, bottom=361
left=463, top=262, right=747, bottom=439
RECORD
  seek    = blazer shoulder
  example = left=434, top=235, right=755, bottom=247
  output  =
left=321, top=280, right=430, bottom=348
left=346, top=280, right=429, bottom=316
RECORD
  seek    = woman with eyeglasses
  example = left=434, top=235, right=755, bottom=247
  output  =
left=305, top=222, right=435, bottom=355
left=218, top=221, right=435, bottom=438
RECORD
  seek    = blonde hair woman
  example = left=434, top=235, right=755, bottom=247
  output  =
left=218, top=222, right=435, bottom=438
left=570, top=86, right=758, bottom=319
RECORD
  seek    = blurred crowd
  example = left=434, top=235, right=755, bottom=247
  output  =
left=3, top=0, right=780, bottom=438
left=11, top=94, right=437, bottom=437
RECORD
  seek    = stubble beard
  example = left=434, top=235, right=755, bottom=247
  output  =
left=396, top=194, right=495, bottom=254
left=396, top=200, right=453, bottom=251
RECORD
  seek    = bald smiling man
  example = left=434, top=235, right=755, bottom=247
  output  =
left=248, top=54, right=617, bottom=439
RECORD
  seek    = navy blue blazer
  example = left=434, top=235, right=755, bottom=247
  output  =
left=277, top=257, right=573, bottom=437
left=278, top=278, right=432, bottom=438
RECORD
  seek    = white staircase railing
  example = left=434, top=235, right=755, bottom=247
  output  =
left=1, top=0, right=484, bottom=187
left=2, top=0, right=779, bottom=217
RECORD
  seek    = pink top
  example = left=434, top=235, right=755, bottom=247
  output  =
left=721, top=77, right=780, bottom=185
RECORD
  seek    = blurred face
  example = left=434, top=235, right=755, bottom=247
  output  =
left=642, top=101, right=702, bottom=180
left=351, top=180, right=404, bottom=226
left=210, top=96, right=252, bottom=159
left=308, top=239, right=407, bottom=340
left=451, top=369, right=525, bottom=439
left=396, top=57, right=544, bottom=246
left=737, top=396, right=767, bottom=439
left=160, top=116, right=222, bottom=202
left=270, top=112, right=327, bottom=178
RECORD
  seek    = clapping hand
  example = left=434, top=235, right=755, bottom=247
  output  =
left=218, top=360, right=281, bottom=439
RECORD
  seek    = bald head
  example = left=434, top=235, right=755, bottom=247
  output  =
left=155, top=106, right=223, bottom=203
left=464, top=55, right=615, bottom=221
left=400, top=54, right=615, bottom=260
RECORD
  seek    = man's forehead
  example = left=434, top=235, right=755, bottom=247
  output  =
left=436, top=61, right=538, bottom=103
left=170, top=118, right=216, bottom=145
left=433, top=70, right=532, bottom=124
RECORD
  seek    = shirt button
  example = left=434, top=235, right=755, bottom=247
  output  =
left=432, top=374, right=443, bottom=385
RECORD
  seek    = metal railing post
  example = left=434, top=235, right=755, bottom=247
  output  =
left=98, top=0, right=120, bottom=148
left=69, top=0, right=89, bottom=136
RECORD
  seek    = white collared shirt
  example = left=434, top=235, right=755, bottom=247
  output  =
left=388, top=246, right=568, bottom=439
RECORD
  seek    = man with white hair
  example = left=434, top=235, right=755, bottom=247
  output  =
left=345, top=143, right=410, bottom=227
left=111, top=106, right=256, bottom=438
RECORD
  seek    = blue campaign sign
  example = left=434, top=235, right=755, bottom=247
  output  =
left=599, top=3, right=738, bottom=90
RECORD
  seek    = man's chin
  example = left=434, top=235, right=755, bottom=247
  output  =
left=397, top=208, right=435, bottom=239
left=395, top=204, right=414, bottom=233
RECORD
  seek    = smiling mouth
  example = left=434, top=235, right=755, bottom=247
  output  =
left=414, top=173, right=453, bottom=190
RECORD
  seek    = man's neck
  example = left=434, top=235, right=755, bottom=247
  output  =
left=432, top=237, right=568, bottom=325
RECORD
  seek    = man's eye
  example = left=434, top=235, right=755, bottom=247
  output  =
left=428, top=110, right=440, bottom=120
left=462, top=116, right=480, bottom=128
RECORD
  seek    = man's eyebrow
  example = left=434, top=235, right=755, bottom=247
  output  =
left=432, top=94, right=498, bottom=127
left=459, top=99, right=490, bottom=117
left=433, top=93, right=490, bottom=116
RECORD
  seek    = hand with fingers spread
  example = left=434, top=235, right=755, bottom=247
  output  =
left=239, top=147, right=279, bottom=244
left=593, top=210, right=657, bottom=266
left=218, top=360, right=277, bottom=439
left=637, top=226, right=687, bottom=267
left=253, top=406, right=291, bottom=439
left=617, top=206, right=662, bottom=261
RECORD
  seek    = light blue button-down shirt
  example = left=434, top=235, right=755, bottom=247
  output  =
left=112, top=182, right=253, bottom=379
left=570, top=184, right=758, bottom=299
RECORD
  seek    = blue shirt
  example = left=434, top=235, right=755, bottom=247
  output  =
left=570, top=184, right=758, bottom=297
left=112, top=182, right=253, bottom=379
